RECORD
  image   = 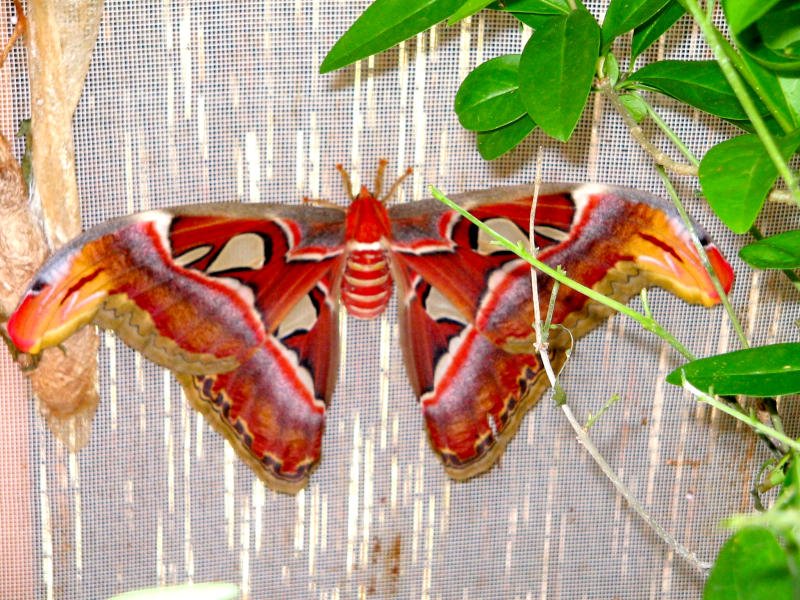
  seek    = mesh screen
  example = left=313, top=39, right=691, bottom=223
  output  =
left=2, top=1, right=798, bottom=598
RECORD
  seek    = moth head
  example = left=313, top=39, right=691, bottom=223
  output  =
left=8, top=244, right=112, bottom=354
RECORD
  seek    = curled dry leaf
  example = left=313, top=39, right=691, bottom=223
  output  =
left=26, top=0, right=105, bottom=246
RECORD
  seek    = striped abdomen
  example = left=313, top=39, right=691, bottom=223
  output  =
left=341, top=244, right=393, bottom=319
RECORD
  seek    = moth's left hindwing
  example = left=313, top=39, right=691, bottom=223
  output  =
left=9, top=203, right=346, bottom=493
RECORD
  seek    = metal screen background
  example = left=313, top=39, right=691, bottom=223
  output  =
left=1, top=1, right=798, bottom=598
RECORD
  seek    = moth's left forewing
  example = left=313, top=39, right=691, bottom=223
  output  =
left=10, top=209, right=257, bottom=372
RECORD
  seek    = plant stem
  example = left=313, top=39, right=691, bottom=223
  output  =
left=642, top=100, right=700, bottom=168
left=768, top=190, right=797, bottom=205
left=713, top=33, right=796, bottom=135
left=681, top=378, right=800, bottom=454
left=598, top=79, right=697, bottom=176
left=529, top=148, right=546, bottom=353
left=560, top=401, right=712, bottom=574
left=520, top=159, right=709, bottom=574
left=430, top=186, right=696, bottom=361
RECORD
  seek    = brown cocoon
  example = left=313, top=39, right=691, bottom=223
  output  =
left=8, top=0, right=107, bottom=450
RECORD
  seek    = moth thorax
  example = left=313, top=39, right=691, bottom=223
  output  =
left=342, top=247, right=393, bottom=319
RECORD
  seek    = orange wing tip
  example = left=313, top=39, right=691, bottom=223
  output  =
left=8, top=287, right=101, bottom=355
left=8, top=269, right=111, bottom=355
left=632, top=221, right=734, bottom=307
left=668, top=243, right=734, bottom=307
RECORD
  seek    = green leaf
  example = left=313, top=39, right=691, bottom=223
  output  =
left=513, top=12, right=559, bottom=30
left=628, top=60, right=762, bottom=120
left=604, top=52, right=620, bottom=86
left=740, top=230, right=800, bottom=269
left=108, top=583, right=240, bottom=600
left=737, top=33, right=800, bottom=74
left=489, top=0, right=570, bottom=15
left=726, top=116, right=785, bottom=136
left=733, top=0, right=800, bottom=74
left=455, top=55, right=526, bottom=131
left=698, top=135, right=775, bottom=233
left=779, top=75, right=800, bottom=124
left=698, top=131, right=800, bottom=233
left=602, top=0, right=670, bottom=46
left=667, top=343, right=800, bottom=397
left=704, top=528, right=796, bottom=600
left=448, top=0, right=495, bottom=24
left=320, top=0, right=462, bottom=73
left=630, top=1, right=685, bottom=63
left=740, top=51, right=800, bottom=130
left=618, top=93, right=648, bottom=122
left=722, top=0, right=783, bottom=35
left=476, top=115, right=537, bottom=159
left=779, top=456, right=800, bottom=510
left=518, top=9, right=600, bottom=141
left=757, top=3, right=800, bottom=55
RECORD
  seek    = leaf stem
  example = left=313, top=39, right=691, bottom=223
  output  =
left=430, top=186, right=696, bottom=361
left=584, top=393, right=621, bottom=430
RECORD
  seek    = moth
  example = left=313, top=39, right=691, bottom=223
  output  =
left=7, top=163, right=734, bottom=493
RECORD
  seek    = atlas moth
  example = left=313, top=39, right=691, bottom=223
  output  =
left=7, top=162, right=734, bottom=493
